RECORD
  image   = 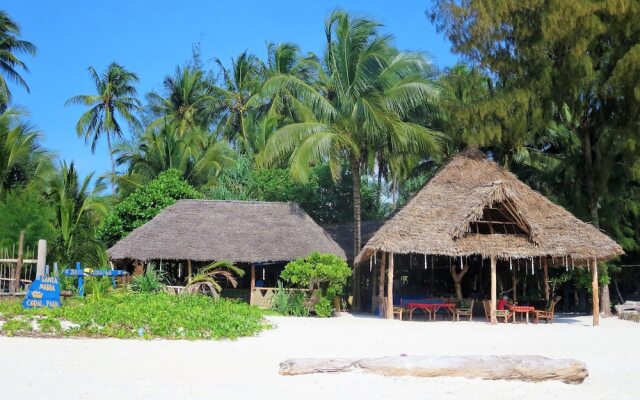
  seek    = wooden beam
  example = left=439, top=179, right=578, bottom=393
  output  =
left=386, top=252, right=394, bottom=319
left=187, top=260, right=193, bottom=284
left=592, top=259, right=599, bottom=326
left=543, top=257, right=549, bottom=302
left=512, top=266, right=517, bottom=303
left=490, top=255, right=497, bottom=324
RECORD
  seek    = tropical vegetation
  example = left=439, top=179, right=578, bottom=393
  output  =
left=0, top=4, right=639, bottom=314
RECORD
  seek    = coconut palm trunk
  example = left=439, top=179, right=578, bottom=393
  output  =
left=350, top=155, right=362, bottom=310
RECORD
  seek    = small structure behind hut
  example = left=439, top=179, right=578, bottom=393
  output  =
left=108, top=200, right=346, bottom=306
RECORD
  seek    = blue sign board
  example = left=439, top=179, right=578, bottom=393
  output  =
left=22, top=276, right=61, bottom=309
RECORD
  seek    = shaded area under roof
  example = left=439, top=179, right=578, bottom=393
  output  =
left=355, top=149, right=624, bottom=264
left=108, top=200, right=346, bottom=263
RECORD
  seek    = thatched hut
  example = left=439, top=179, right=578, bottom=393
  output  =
left=108, top=200, right=346, bottom=305
left=355, top=150, right=623, bottom=325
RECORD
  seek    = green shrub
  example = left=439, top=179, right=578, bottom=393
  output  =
left=131, top=267, right=167, bottom=293
left=0, top=299, right=24, bottom=320
left=314, top=297, right=333, bottom=318
left=2, top=319, right=32, bottom=336
left=0, top=293, right=268, bottom=340
left=85, top=276, right=113, bottom=301
left=38, top=317, right=62, bottom=333
left=281, top=252, right=351, bottom=298
left=98, top=169, right=203, bottom=247
left=270, top=282, right=311, bottom=317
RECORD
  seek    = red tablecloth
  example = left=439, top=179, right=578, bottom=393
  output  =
left=508, top=305, right=535, bottom=323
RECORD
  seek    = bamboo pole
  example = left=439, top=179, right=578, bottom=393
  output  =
left=386, top=252, right=394, bottom=319
left=592, top=259, right=599, bottom=327
left=187, top=260, right=193, bottom=284
left=512, top=267, right=517, bottom=303
left=378, top=252, right=386, bottom=317
left=12, top=231, right=25, bottom=293
left=370, top=256, right=377, bottom=313
left=490, top=255, right=497, bottom=325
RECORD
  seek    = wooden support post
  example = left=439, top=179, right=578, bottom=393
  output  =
left=490, top=255, right=497, bottom=325
left=370, top=257, right=377, bottom=313
left=36, top=239, right=47, bottom=278
left=512, top=267, right=517, bottom=303
left=378, top=252, right=386, bottom=317
left=543, top=257, right=549, bottom=302
left=250, top=264, right=256, bottom=306
left=592, top=259, right=599, bottom=327
left=187, top=260, right=193, bottom=284
left=12, top=231, right=25, bottom=293
left=386, top=252, right=394, bottom=319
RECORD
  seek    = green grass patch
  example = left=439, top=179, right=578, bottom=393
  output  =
left=0, top=293, right=269, bottom=340
left=38, top=317, right=62, bottom=334
left=2, top=319, right=33, bottom=336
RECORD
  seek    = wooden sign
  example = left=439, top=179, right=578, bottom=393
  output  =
left=22, top=276, right=61, bottom=308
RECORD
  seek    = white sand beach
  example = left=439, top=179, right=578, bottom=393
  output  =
left=0, top=314, right=637, bottom=400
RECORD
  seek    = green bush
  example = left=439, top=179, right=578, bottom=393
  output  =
left=270, top=281, right=311, bottom=317
left=281, top=252, right=351, bottom=298
left=0, top=293, right=268, bottom=340
left=131, top=267, right=167, bottom=293
left=98, top=169, right=202, bottom=247
left=2, top=319, right=32, bottom=336
left=85, top=276, right=113, bottom=301
left=314, top=297, right=333, bottom=318
left=38, top=317, right=62, bottom=333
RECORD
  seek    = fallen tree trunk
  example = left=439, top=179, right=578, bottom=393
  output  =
left=279, top=355, right=588, bottom=384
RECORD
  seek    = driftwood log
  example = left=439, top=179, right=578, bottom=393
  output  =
left=279, top=355, right=588, bottom=384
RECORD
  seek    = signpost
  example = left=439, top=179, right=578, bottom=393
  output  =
left=62, top=262, right=128, bottom=297
left=22, top=276, right=61, bottom=309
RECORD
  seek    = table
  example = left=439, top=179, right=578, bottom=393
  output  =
left=407, top=303, right=456, bottom=321
left=509, top=305, right=535, bottom=323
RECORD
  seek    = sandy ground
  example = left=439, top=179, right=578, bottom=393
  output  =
left=0, top=314, right=637, bottom=400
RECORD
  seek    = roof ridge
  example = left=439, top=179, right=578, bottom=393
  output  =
left=175, top=199, right=296, bottom=205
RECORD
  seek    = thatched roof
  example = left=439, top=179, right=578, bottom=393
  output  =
left=355, top=150, right=624, bottom=264
left=323, top=220, right=386, bottom=261
left=108, top=200, right=346, bottom=263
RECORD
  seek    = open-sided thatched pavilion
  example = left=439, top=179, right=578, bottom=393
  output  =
left=108, top=200, right=346, bottom=305
left=355, top=149, right=623, bottom=326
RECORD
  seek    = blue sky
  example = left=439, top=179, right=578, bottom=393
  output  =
left=5, top=1, right=459, bottom=179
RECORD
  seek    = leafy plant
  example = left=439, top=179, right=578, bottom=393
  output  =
left=270, top=281, right=310, bottom=317
left=0, top=293, right=267, bottom=340
left=314, top=297, right=333, bottom=318
left=38, top=317, right=61, bottom=333
left=131, top=267, right=167, bottom=293
left=84, top=275, right=113, bottom=301
left=184, top=260, right=244, bottom=298
left=280, top=252, right=351, bottom=298
left=2, top=319, right=32, bottom=336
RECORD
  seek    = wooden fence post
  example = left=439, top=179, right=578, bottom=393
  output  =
left=12, top=231, right=25, bottom=293
left=36, top=239, right=47, bottom=278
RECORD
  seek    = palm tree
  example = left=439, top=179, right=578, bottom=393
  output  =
left=146, top=66, right=218, bottom=137
left=0, top=107, right=52, bottom=193
left=65, top=63, right=141, bottom=187
left=46, top=161, right=109, bottom=267
left=213, top=51, right=263, bottom=152
left=115, top=124, right=235, bottom=191
left=259, top=10, right=442, bottom=308
left=0, top=11, right=36, bottom=107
